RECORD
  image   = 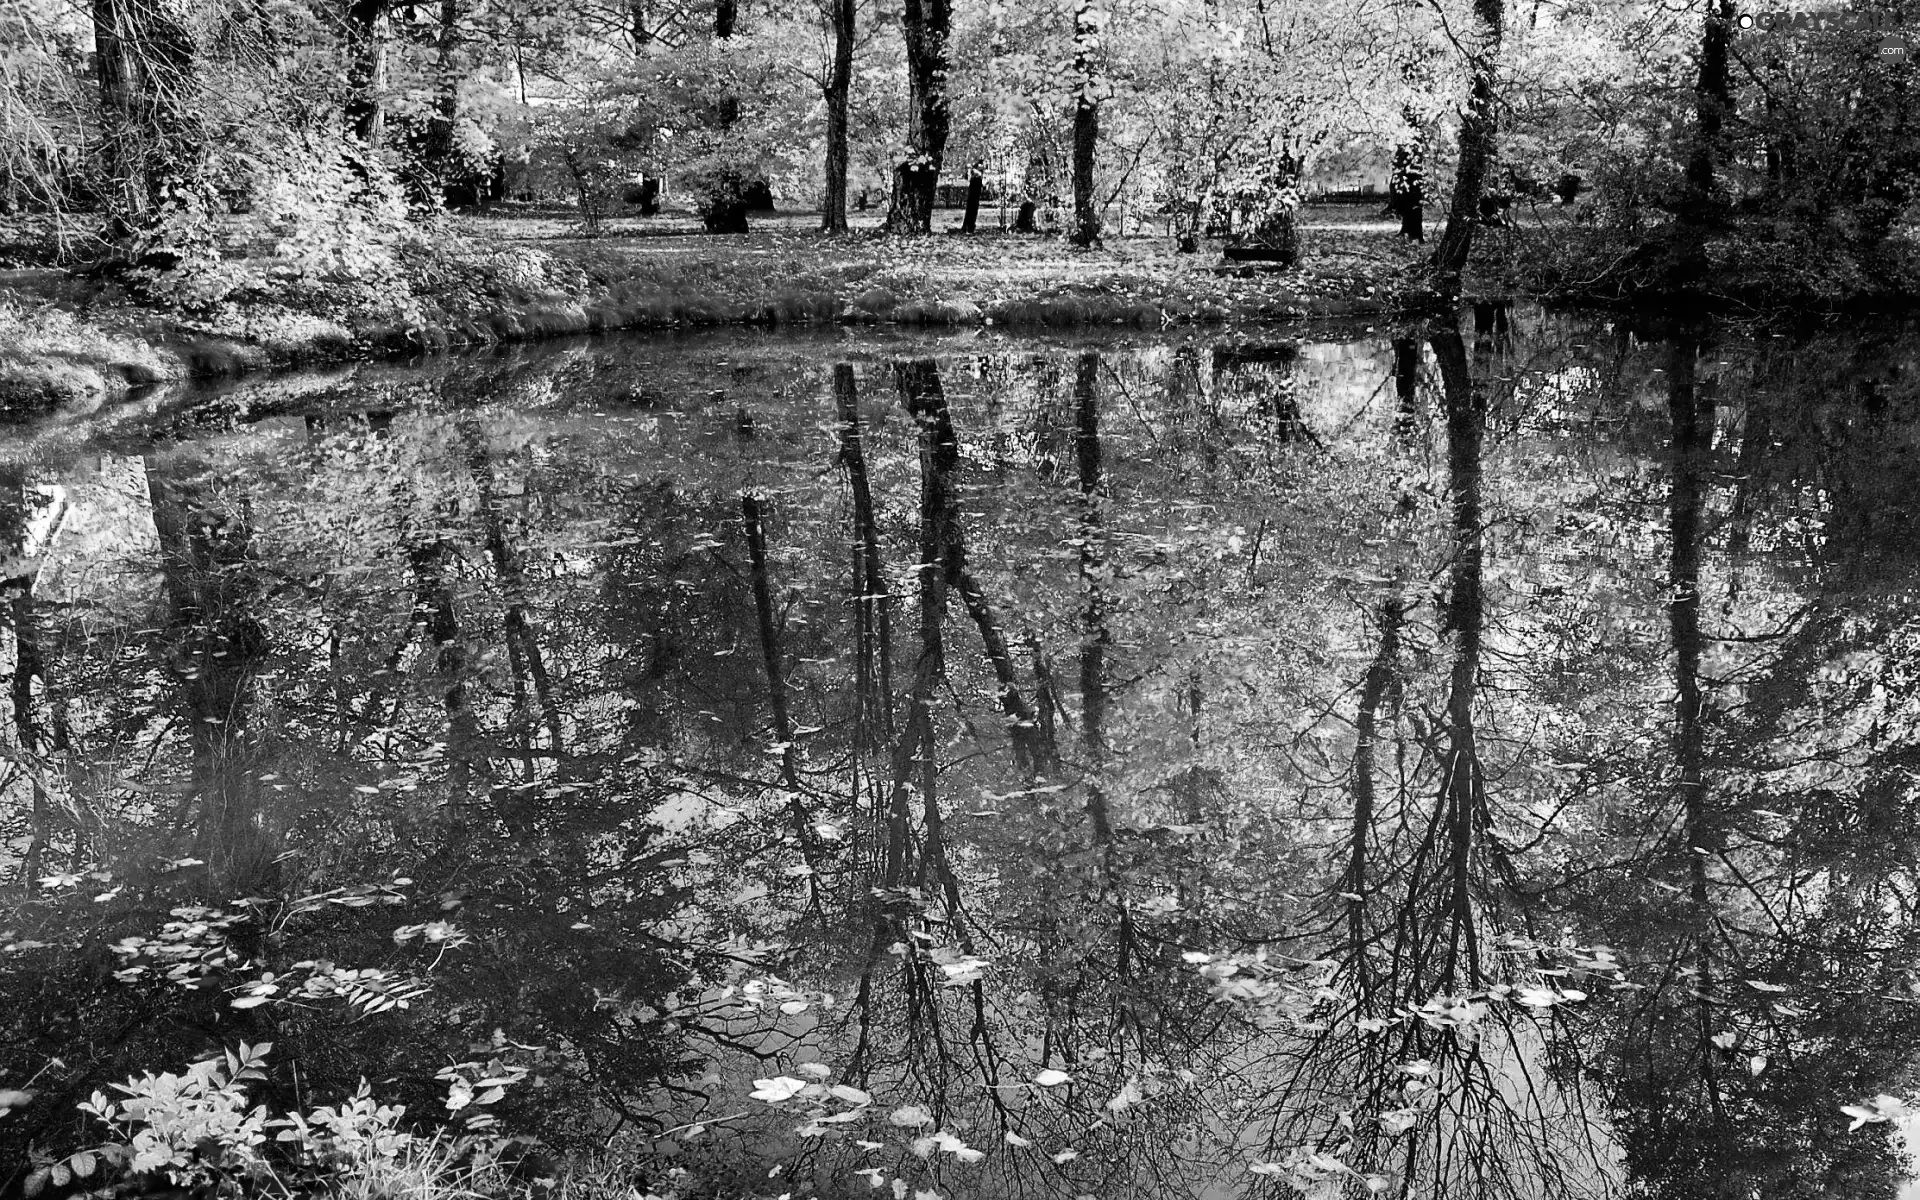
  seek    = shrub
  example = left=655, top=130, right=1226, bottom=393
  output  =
left=26, top=1042, right=524, bottom=1199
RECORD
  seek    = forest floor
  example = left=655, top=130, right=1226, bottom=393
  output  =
left=0, top=202, right=1451, bottom=414
left=476, top=202, right=1432, bottom=325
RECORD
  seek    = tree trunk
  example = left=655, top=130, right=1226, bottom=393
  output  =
left=960, top=164, right=983, bottom=233
left=1431, top=0, right=1504, bottom=297
left=1392, top=336, right=1421, bottom=435
left=1389, top=107, right=1425, bottom=242
left=897, top=360, right=1044, bottom=771
left=1344, top=595, right=1405, bottom=972
left=885, top=0, right=952, bottom=234
left=1426, top=319, right=1491, bottom=991
left=821, top=0, right=855, bottom=234
left=1069, top=102, right=1099, bottom=246
left=1684, top=0, right=1735, bottom=228
left=1068, top=0, right=1102, bottom=247
left=344, top=0, right=390, bottom=145
left=835, top=364, right=893, bottom=744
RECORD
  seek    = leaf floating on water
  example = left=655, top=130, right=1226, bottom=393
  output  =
left=749, top=1076, right=808, bottom=1103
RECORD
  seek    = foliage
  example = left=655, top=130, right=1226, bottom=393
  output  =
left=131, top=144, right=425, bottom=322
left=25, top=1040, right=525, bottom=1199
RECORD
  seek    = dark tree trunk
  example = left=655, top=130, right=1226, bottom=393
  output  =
left=1426, top=319, right=1491, bottom=991
left=821, top=0, right=855, bottom=234
left=1074, top=348, right=1128, bottom=962
left=1667, top=333, right=1712, bottom=887
left=1684, top=0, right=1735, bottom=228
left=1665, top=330, right=1731, bottom=1134
left=1069, top=104, right=1099, bottom=246
left=885, top=0, right=952, bottom=234
left=1431, top=0, right=1504, bottom=298
left=741, top=496, right=824, bottom=896
left=741, top=495, right=799, bottom=790
left=896, top=359, right=1045, bottom=772
left=835, top=364, right=893, bottom=743
left=1344, top=595, right=1406, bottom=971
left=715, top=0, right=736, bottom=37
left=1389, top=109, right=1426, bottom=242
left=960, top=164, right=983, bottom=233
left=1392, top=336, right=1421, bottom=435
left=1068, top=0, right=1101, bottom=247
left=344, top=0, right=390, bottom=145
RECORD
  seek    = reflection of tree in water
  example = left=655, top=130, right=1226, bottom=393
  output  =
left=1582, top=329, right=1920, bottom=1199
left=1205, top=318, right=1614, bottom=1200
left=12, top=326, right=1920, bottom=1195
left=148, top=454, right=275, bottom=889
left=819, top=351, right=1233, bottom=1198
left=1213, top=343, right=1316, bottom=451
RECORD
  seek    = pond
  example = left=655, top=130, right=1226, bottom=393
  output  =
left=4, top=308, right=1920, bottom=1199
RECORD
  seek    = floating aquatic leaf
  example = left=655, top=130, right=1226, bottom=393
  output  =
left=749, top=1076, right=808, bottom=1103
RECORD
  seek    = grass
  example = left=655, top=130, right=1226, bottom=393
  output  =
left=0, top=300, right=179, bottom=413
left=508, top=205, right=1429, bottom=330
left=0, top=203, right=1436, bottom=412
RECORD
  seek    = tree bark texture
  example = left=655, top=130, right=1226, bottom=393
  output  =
left=344, top=0, right=390, bottom=145
left=885, top=0, right=951, bottom=234
left=821, top=0, right=855, bottom=233
left=1431, top=0, right=1504, bottom=297
left=1068, top=0, right=1101, bottom=247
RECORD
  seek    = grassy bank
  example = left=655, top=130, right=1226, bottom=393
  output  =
left=0, top=206, right=1430, bottom=414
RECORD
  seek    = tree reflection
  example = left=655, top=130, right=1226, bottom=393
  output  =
left=1588, top=328, right=1920, bottom=1198
left=10, top=325, right=1920, bottom=1197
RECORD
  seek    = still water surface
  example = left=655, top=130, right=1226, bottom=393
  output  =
left=4, top=310, right=1920, bottom=1199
